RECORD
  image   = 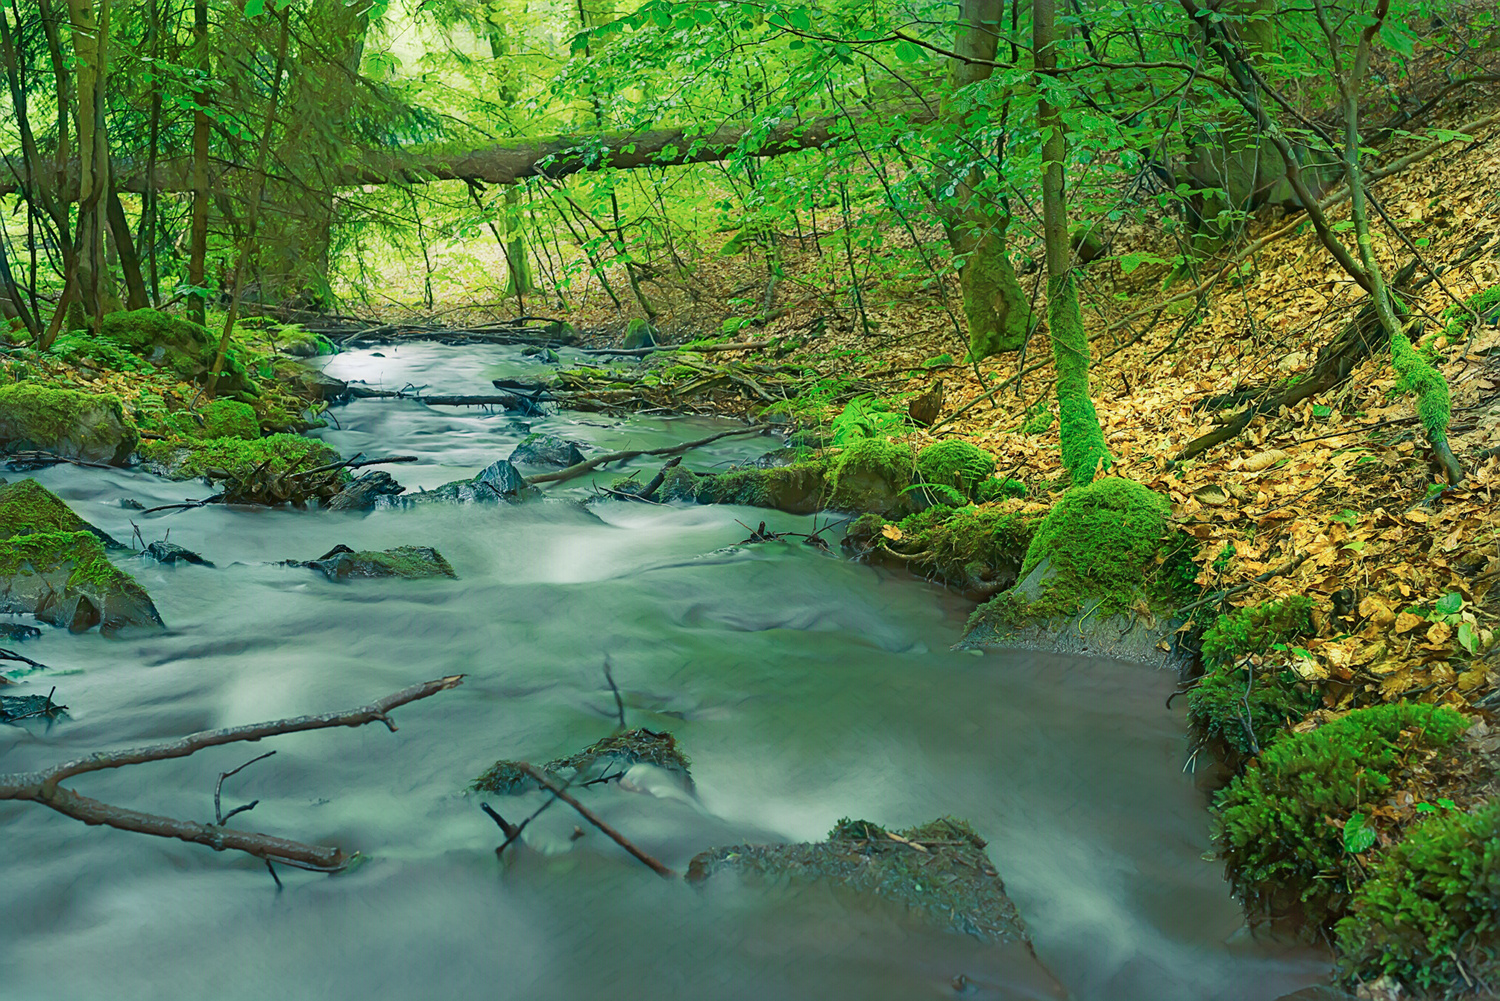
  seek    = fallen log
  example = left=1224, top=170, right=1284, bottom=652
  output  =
left=525, top=425, right=772, bottom=487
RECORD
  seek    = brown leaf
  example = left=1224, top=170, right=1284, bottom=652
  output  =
left=1395, top=612, right=1424, bottom=634
left=1360, top=596, right=1396, bottom=628
left=1243, top=449, right=1289, bottom=472
left=881, top=524, right=902, bottom=541
left=1427, top=621, right=1452, bottom=646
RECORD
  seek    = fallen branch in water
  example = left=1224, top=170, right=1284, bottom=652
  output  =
left=0, top=675, right=465, bottom=871
left=580, top=340, right=772, bottom=358
left=526, top=425, right=771, bottom=487
left=519, top=762, right=677, bottom=878
left=287, top=454, right=418, bottom=480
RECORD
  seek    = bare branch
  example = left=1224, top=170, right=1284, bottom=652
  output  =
left=520, top=763, right=677, bottom=879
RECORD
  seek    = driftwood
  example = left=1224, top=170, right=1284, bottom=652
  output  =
left=0, top=676, right=464, bottom=870
left=525, top=425, right=771, bottom=487
left=519, top=763, right=677, bottom=878
left=580, top=341, right=772, bottom=358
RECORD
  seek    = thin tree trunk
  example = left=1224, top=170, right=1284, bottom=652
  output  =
left=187, top=0, right=209, bottom=325
left=106, top=181, right=147, bottom=309
left=1035, top=0, right=1110, bottom=485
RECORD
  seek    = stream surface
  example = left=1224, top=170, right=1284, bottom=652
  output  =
left=0, top=344, right=1327, bottom=1000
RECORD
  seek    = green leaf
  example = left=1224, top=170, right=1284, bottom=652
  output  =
left=1342, top=812, right=1377, bottom=854
left=1416, top=802, right=1436, bottom=814
left=1435, top=592, right=1463, bottom=616
left=1332, top=220, right=1355, bottom=232
left=243, top=0, right=265, bottom=16
left=1458, top=621, right=1478, bottom=654
left=1119, top=251, right=1171, bottom=275
left=894, top=39, right=923, bottom=63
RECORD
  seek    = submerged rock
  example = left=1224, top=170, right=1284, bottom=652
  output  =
left=401, top=458, right=529, bottom=506
left=0, top=383, right=138, bottom=466
left=0, top=692, right=66, bottom=723
left=659, top=461, right=830, bottom=514
left=508, top=433, right=586, bottom=470
left=293, top=544, right=456, bottom=580
left=0, top=531, right=164, bottom=634
left=688, top=817, right=1032, bottom=944
left=143, top=540, right=213, bottom=566
left=0, top=622, right=41, bottom=641
left=326, top=470, right=406, bottom=511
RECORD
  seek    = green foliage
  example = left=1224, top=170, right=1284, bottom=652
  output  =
left=46, top=334, right=152, bottom=373
left=976, top=478, right=1027, bottom=504
left=887, top=504, right=1038, bottom=591
left=138, top=433, right=336, bottom=480
left=914, top=440, right=996, bottom=499
left=199, top=400, right=261, bottom=440
left=1213, top=702, right=1470, bottom=929
left=1335, top=803, right=1500, bottom=991
left=1189, top=597, right=1319, bottom=756
left=829, top=395, right=911, bottom=446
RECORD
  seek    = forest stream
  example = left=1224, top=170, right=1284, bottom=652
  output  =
left=0, top=344, right=1329, bottom=1001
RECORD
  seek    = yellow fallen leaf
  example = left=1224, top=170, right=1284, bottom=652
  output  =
left=1427, top=621, right=1452, bottom=646
left=1405, top=509, right=1429, bottom=524
left=1194, top=484, right=1230, bottom=506
left=1395, top=612, right=1424, bottom=634
left=881, top=524, right=902, bottom=541
left=1360, top=597, right=1396, bottom=628
left=1243, top=449, right=1289, bottom=472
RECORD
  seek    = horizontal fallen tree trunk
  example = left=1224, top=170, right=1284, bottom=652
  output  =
left=2, top=107, right=934, bottom=197
left=0, top=675, right=464, bottom=870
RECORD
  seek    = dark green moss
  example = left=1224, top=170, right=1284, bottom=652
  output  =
left=200, top=400, right=260, bottom=440
left=546, top=727, right=690, bottom=777
left=1335, top=802, right=1500, bottom=992
left=976, top=478, right=1027, bottom=504
left=1213, top=703, right=1470, bottom=931
left=0, top=383, right=138, bottom=465
left=46, top=333, right=152, bottom=372
left=882, top=504, right=1039, bottom=595
left=0, top=478, right=93, bottom=540
left=100, top=308, right=254, bottom=394
left=914, top=440, right=995, bottom=499
left=827, top=438, right=914, bottom=514
left=471, top=760, right=539, bottom=795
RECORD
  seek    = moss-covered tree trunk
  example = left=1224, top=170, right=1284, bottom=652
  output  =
left=944, top=0, right=1030, bottom=361
left=1034, top=0, right=1109, bottom=485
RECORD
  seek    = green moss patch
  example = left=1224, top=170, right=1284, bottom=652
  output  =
left=852, top=504, right=1040, bottom=597
left=1213, top=702, right=1470, bottom=931
left=827, top=438, right=914, bottom=515
left=1188, top=597, right=1319, bottom=758
left=660, top=461, right=830, bottom=514
left=295, top=544, right=456, bottom=580
left=101, top=308, right=255, bottom=395
left=0, top=478, right=94, bottom=540
left=0, top=530, right=163, bottom=633
left=139, top=433, right=337, bottom=481
left=686, top=816, right=1031, bottom=944
left=1335, top=802, right=1500, bottom=992
left=0, top=383, right=138, bottom=465
left=914, top=440, right=995, bottom=500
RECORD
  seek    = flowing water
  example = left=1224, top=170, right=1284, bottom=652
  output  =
left=0, top=344, right=1328, bottom=1000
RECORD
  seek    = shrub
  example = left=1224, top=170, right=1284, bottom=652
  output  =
left=1189, top=597, right=1318, bottom=756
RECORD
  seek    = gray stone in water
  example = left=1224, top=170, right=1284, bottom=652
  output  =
left=399, top=458, right=530, bottom=507
left=144, top=540, right=214, bottom=567
left=326, top=470, right=406, bottom=511
left=0, top=622, right=41, bottom=641
left=294, top=544, right=456, bottom=580
left=508, top=434, right=585, bottom=470
left=622, top=320, right=655, bottom=349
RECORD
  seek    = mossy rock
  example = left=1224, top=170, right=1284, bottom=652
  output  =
left=508, top=433, right=586, bottom=470
left=1188, top=597, right=1320, bottom=759
left=100, top=309, right=254, bottom=395
left=46, top=333, right=152, bottom=373
left=0, top=478, right=117, bottom=546
left=826, top=438, right=915, bottom=516
left=473, top=728, right=692, bottom=796
left=687, top=816, right=1037, bottom=946
left=294, top=544, right=456, bottom=580
left=658, top=461, right=830, bottom=514
left=0, top=530, right=163, bottom=634
left=1335, top=801, right=1500, bottom=993
left=845, top=503, right=1040, bottom=598
left=962, top=477, right=1197, bottom=663
left=1213, top=702, right=1470, bottom=933
left=402, top=458, right=530, bottom=506
left=914, top=440, right=995, bottom=501
left=0, top=383, right=138, bottom=466
left=138, top=433, right=336, bottom=481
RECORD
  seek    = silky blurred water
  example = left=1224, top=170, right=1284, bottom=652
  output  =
left=0, top=344, right=1326, bottom=1000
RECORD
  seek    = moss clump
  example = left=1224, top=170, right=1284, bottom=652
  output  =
left=471, top=760, right=538, bottom=795
left=1017, top=477, right=1173, bottom=619
left=1391, top=329, right=1452, bottom=448
left=827, top=438, right=914, bottom=515
left=139, top=433, right=336, bottom=480
left=100, top=308, right=254, bottom=394
left=877, top=504, right=1038, bottom=596
left=200, top=400, right=260, bottom=440
left=1213, top=703, right=1470, bottom=931
left=1189, top=597, right=1319, bottom=757
left=46, top=333, right=152, bottom=373
left=1049, top=273, right=1112, bottom=484
left=976, top=477, right=1026, bottom=504
left=914, top=440, right=995, bottom=500
left=1335, top=802, right=1500, bottom=992
left=546, top=727, right=690, bottom=777
left=0, top=478, right=94, bottom=540
left=0, top=530, right=163, bottom=633
left=298, top=544, right=456, bottom=580
left=0, top=382, right=139, bottom=465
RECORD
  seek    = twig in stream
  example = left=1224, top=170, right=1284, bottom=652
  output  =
left=525, top=425, right=772, bottom=488
left=0, top=648, right=50, bottom=672
left=139, top=495, right=224, bottom=515
left=0, top=675, right=465, bottom=871
left=215, top=750, right=276, bottom=825
left=518, top=763, right=677, bottom=878
left=287, top=455, right=418, bottom=480
left=638, top=456, right=682, bottom=501
left=603, top=657, right=627, bottom=731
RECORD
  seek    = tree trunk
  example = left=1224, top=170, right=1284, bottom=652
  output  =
left=187, top=0, right=209, bottom=325
left=65, top=0, right=112, bottom=328
left=945, top=0, right=1030, bottom=360
left=1035, top=0, right=1110, bottom=485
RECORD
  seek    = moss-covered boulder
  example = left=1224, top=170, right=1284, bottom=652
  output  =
left=0, top=383, right=138, bottom=466
left=0, top=531, right=163, bottom=634
left=658, top=461, right=830, bottom=513
left=844, top=502, right=1041, bottom=598
left=100, top=309, right=255, bottom=395
left=914, top=440, right=996, bottom=501
left=1213, top=703, right=1470, bottom=933
left=293, top=544, right=456, bottom=580
left=826, top=438, right=915, bottom=515
left=687, top=817, right=1040, bottom=947
left=508, top=433, right=586, bottom=470
left=962, top=477, right=1197, bottom=662
left=0, top=477, right=118, bottom=545
left=138, top=433, right=337, bottom=481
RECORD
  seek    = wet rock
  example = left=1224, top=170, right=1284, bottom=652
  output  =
left=0, top=622, right=41, bottom=641
left=402, top=458, right=529, bottom=506
left=118, top=498, right=145, bottom=510
left=488, top=380, right=549, bottom=415
left=474, top=727, right=693, bottom=796
left=326, top=470, right=406, bottom=511
left=0, top=531, right=164, bottom=634
left=521, top=346, right=561, bottom=364
left=275, top=363, right=349, bottom=403
left=689, top=817, right=1033, bottom=945
left=294, top=544, right=456, bottom=580
left=0, top=693, right=66, bottom=724
left=143, top=541, right=213, bottom=567
left=0, top=478, right=120, bottom=546
left=622, top=320, right=656, bottom=349
left=508, top=433, right=586, bottom=470
left=0, top=383, right=138, bottom=466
